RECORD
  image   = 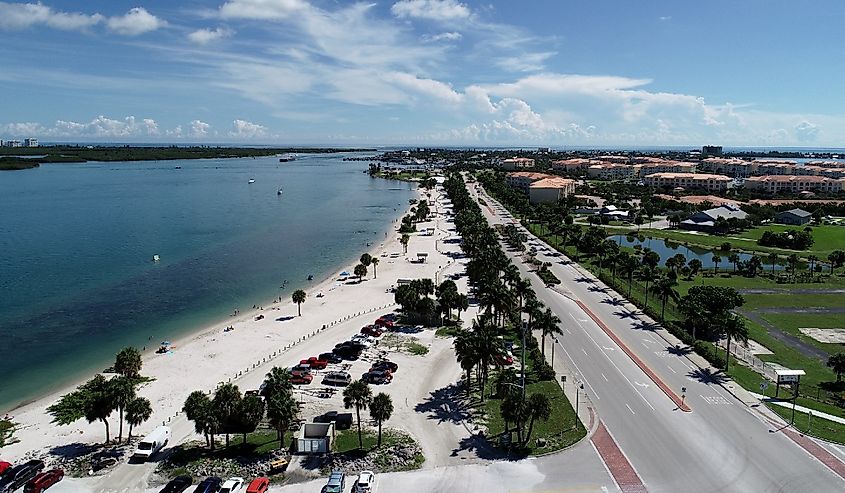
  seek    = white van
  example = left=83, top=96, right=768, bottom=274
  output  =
left=133, top=426, right=171, bottom=461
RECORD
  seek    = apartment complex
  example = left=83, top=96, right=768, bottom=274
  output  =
left=643, top=172, right=732, bottom=192
left=699, top=158, right=845, bottom=179
left=506, top=172, right=576, bottom=204
left=744, top=175, right=845, bottom=194
left=500, top=157, right=535, bottom=170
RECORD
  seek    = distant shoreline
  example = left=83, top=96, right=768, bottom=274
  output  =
left=0, top=145, right=376, bottom=170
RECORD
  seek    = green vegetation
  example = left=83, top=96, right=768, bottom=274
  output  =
left=435, top=326, right=463, bottom=337
left=407, top=342, right=429, bottom=355
left=0, top=145, right=372, bottom=168
left=0, top=419, right=16, bottom=447
left=767, top=405, right=845, bottom=445
left=0, top=156, right=39, bottom=170
left=333, top=429, right=425, bottom=471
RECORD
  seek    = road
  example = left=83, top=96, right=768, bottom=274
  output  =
left=473, top=183, right=845, bottom=492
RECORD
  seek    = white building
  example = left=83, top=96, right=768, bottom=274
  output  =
left=24, top=138, right=38, bottom=147
left=643, top=172, right=732, bottom=192
left=501, top=157, right=535, bottom=171
left=744, top=175, right=845, bottom=194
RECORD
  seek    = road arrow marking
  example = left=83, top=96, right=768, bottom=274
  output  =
left=601, top=346, right=616, bottom=352
left=635, top=382, right=650, bottom=388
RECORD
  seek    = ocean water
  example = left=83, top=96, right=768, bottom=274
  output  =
left=0, top=154, right=415, bottom=410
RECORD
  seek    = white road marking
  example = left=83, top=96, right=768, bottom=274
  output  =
left=582, top=348, right=589, bottom=356
left=626, top=403, right=636, bottom=415
left=601, top=346, right=616, bottom=352
left=667, top=365, right=677, bottom=374
left=635, top=382, right=650, bottom=389
left=601, top=373, right=609, bottom=382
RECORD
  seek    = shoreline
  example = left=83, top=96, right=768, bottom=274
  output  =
left=3, top=183, right=416, bottom=415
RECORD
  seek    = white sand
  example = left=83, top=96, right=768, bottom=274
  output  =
left=2, top=185, right=481, bottom=490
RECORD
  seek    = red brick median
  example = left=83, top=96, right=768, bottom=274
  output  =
left=592, top=421, right=648, bottom=493
left=576, top=300, right=692, bottom=412
left=781, top=427, right=845, bottom=480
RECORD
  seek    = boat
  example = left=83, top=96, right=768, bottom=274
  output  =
left=277, top=188, right=283, bottom=195
left=279, top=154, right=296, bottom=162
left=153, top=254, right=160, bottom=263
left=248, top=178, right=255, bottom=184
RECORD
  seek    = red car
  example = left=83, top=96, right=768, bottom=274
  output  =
left=301, top=357, right=328, bottom=370
left=290, top=370, right=313, bottom=384
left=0, top=461, right=11, bottom=476
left=494, top=353, right=514, bottom=366
left=24, top=469, right=63, bottom=493
left=374, top=318, right=394, bottom=329
left=360, top=325, right=383, bottom=337
left=246, top=477, right=269, bottom=493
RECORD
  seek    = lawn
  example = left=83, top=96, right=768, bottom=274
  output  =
left=759, top=312, right=843, bottom=354
left=333, top=428, right=425, bottom=471
left=0, top=419, right=15, bottom=447
left=767, top=404, right=845, bottom=445
left=160, top=429, right=291, bottom=479
left=741, top=293, right=845, bottom=310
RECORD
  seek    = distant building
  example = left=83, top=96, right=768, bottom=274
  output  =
left=702, top=145, right=723, bottom=157
left=643, top=172, right=732, bottom=192
left=506, top=171, right=551, bottom=193
left=528, top=176, right=576, bottom=204
left=501, top=157, right=535, bottom=171
left=551, top=158, right=595, bottom=173
left=586, top=163, right=638, bottom=181
left=744, top=175, right=845, bottom=194
left=680, top=204, right=748, bottom=231
left=24, top=138, right=38, bottom=147
left=773, top=208, right=813, bottom=226
left=4, top=140, right=22, bottom=148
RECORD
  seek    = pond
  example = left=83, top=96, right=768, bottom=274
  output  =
left=609, top=234, right=787, bottom=270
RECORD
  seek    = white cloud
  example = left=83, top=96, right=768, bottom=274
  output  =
left=142, top=118, right=160, bottom=135
left=391, top=0, right=470, bottom=21
left=422, top=31, right=462, bottom=42
left=0, top=2, right=103, bottom=31
left=794, top=121, right=819, bottom=142
left=188, top=27, right=233, bottom=44
left=229, top=119, right=267, bottom=138
left=384, top=72, right=463, bottom=104
left=219, top=0, right=310, bottom=20
left=659, top=16, right=672, bottom=21
left=495, top=52, right=556, bottom=72
left=191, top=120, right=211, bottom=137
left=107, top=7, right=165, bottom=36
left=0, top=115, right=164, bottom=138
left=1, top=121, right=44, bottom=136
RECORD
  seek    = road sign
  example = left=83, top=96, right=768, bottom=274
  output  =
left=560, top=375, right=567, bottom=384
left=760, top=381, right=769, bottom=392
left=778, top=375, right=800, bottom=383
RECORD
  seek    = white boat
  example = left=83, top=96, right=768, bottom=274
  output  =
left=248, top=178, right=255, bottom=184
left=153, top=255, right=160, bottom=262
left=277, top=188, right=283, bottom=195
left=279, top=154, right=296, bottom=162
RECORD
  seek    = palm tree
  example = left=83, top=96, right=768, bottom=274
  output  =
left=538, top=308, right=562, bottom=357
left=125, top=397, right=152, bottom=443
left=808, top=255, right=818, bottom=278
left=212, top=383, right=242, bottom=448
left=455, top=293, right=469, bottom=321
left=501, top=394, right=528, bottom=444
left=371, top=257, right=379, bottom=278
left=264, top=367, right=293, bottom=400
left=827, top=353, right=845, bottom=382
left=472, top=314, right=501, bottom=401
left=235, top=395, right=265, bottom=444
left=369, top=393, right=394, bottom=447
left=83, top=375, right=117, bottom=444
left=494, top=368, right=519, bottom=398
left=455, top=330, right=479, bottom=395
left=114, top=347, right=142, bottom=379
left=343, top=380, right=373, bottom=449
left=619, top=253, right=639, bottom=298
left=110, top=376, right=136, bottom=442
left=711, top=254, right=721, bottom=274
left=640, top=266, right=657, bottom=307
left=688, top=258, right=702, bottom=277
left=651, top=275, right=679, bottom=320
left=292, top=289, right=306, bottom=316
left=768, top=252, right=779, bottom=274
left=400, top=233, right=410, bottom=254
left=524, top=393, right=552, bottom=445
left=360, top=253, right=372, bottom=267
left=183, top=390, right=215, bottom=448
left=723, top=314, right=748, bottom=371
left=267, top=392, right=298, bottom=449
left=787, top=254, right=800, bottom=280
left=728, top=253, right=740, bottom=273
left=354, top=263, right=368, bottom=281
left=513, top=278, right=533, bottom=312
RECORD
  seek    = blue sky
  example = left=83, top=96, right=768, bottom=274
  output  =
left=1, top=0, right=844, bottom=146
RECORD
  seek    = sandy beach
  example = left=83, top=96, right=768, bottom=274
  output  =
left=1, top=182, right=482, bottom=493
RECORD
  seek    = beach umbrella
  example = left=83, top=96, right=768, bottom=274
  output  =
left=340, top=271, right=350, bottom=276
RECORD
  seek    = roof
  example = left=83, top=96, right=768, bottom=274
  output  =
left=777, top=208, right=812, bottom=218
left=654, top=194, right=745, bottom=207
left=746, top=175, right=842, bottom=183
left=503, top=157, right=535, bottom=163
left=508, top=171, right=551, bottom=180
left=529, top=177, right=576, bottom=189
left=644, top=172, right=732, bottom=181
left=689, top=204, right=748, bottom=223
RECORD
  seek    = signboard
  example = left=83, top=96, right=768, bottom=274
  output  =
left=760, top=381, right=769, bottom=392
left=560, top=375, right=567, bottom=384
left=777, top=375, right=800, bottom=383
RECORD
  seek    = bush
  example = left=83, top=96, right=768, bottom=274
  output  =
left=693, top=340, right=725, bottom=369
left=535, top=362, right=556, bottom=381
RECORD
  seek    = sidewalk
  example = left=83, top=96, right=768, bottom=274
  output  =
left=749, top=392, right=845, bottom=425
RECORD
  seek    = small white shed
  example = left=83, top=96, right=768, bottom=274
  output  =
left=297, top=422, right=335, bottom=454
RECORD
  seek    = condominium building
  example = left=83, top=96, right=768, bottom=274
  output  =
left=643, top=172, right=732, bottom=192
left=501, top=157, right=535, bottom=170
left=506, top=172, right=576, bottom=204
left=744, top=175, right=845, bottom=194
left=506, top=172, right=552, bottom=193
left=586, top=163, right=638, bottom=180
left=637, top=161, right=697, bottom=177
left=551, top=158, right=595, bottom=172
left=24, top=138, right=38, bottom=147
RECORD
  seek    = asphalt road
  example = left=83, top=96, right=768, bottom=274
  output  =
left=474, top=184, right=845, bottom=493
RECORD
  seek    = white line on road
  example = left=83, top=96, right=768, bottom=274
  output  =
left=559, top=343, right=600, bottom=400
left=626, top=403, right=636, bottom=415
left=601, top=373, right=608, bottom=382
left=667, top=365, right=677, bottom=374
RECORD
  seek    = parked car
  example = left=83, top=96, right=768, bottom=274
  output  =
left=353, top=471, right=375, bottom=493
left=219, top=477, right=244, bottom=493
left=23, top=469, right=63, bottom=493
left=0, top=462, right=10, bottom=477
left=159, top=475, right=193, bottom=493
left=0, top=460, right=44, bottom=493
left=133, top=426, right=171, bottom=461
left=192, top=476, right=222, bottom=493
left=369, top=361, right=398, bottom=373
left=313, top=411, right=353, bottom=430
left=290, top=371, right=313, bottom=385
left=321, top=471, right=345, bottom=493
left=350, top=335, right=374, bottom=348
left=364, top=370, right=392, bottom=385
left=318, top=352, right=343, bottom=364
left=360, top=325, right=382, bottom=337
left=494, top=353, right=513, bottom=366
left=374, top=318, right=394, bottom=329
left=332, top=345, right=361, bottom=360
left=322, top=371, right=352, bottom=386
left=290, top=363, right=311, bottom=373
left=302, top=357, right=328, bottom=369
left=245, top=477, right=269, bottom=493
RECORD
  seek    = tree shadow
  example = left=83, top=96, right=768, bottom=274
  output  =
left=667, top=344, right=693, bottom=356
left=587, top=285, right=609, bottom=294
left=451, top=433, right=510, bottom=461
left=275, top=316, right=295, bottom=322
left=48, top=442, right=101, bottom=459
left=687, top=367, right=729, bottom=385
left=414, top=383, right=473, bottom=425
left=611, top=310, right=638, bottom=320
left=629, top=320, right=659, bottom=332
left=572, top=276, right=594, bottom=284
left=600, top=297, right=624, bottom=307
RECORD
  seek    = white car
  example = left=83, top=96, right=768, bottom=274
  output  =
left=220, top=477, right=245, bottom=493
left=354, top=470, right=375, bottom=493
left=351, top=335, right=375, bottom=347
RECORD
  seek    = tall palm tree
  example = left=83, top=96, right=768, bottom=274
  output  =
left=125, top=397, right=152, bottom=444
left=400, top=233, right=410, bottom=254
left=640, top=266, right=657, bottom=308
left=472, top=314, right=502, bottom=401
left=455, top=293, right=469, bottom=321
left=264, top=366, right=293, bottom=400
left=513, top=278, right=533, bottom=312
left=723, top=314, right=748, bottom=371
left=538, top=308, right=562, bottom=357
left=728, top=253, right=740, bottom=273
left=371, top=257, right=379, bottom=278
left=808, top=255, right=818, bottom=278
left=212, top=383, right=242, bottom=448
left=343, top=380, right=373, bottom=449
left=524, top=393, right=552, bottom=445
left=651, top=275, right=680, bottom=320
left=787, top=254, right=800, bottom=280
left=712, top=254, right=721, bottom=274
left=292, top=289, right=306, bottom=316
left=183, top=390, right=215, bottom=448
left=267, top=392, right=298, bottom=449
left=369, top=393, right=394, bottom=447
left=619, top=253, right=639, bottom=298
left=768, top=252, right=779, bottom=274
left=114, top=347, right=143, bottom=379
left=110, top=376, right=136, bottom=442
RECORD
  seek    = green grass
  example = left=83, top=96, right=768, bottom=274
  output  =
left=742, top=293, right=845, bottom=310
left=407, top=341, right=429, bottom=355
left=481, top=379, right=586, bottom=455
left=332, top=429, right=425, bottom=471
left=0, top=420, right=16, bottom=447
left=767, top=404, right=845, bottom=445
left=162, top=429, right=290, bottom=477
left=435, top=326, right=463, bottom=337
left=759, top=312, right=842, bottom=354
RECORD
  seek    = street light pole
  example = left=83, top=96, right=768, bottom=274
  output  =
left=551, top=336, right=557, bottom=368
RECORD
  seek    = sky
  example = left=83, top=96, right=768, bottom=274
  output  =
left=1, top=0, right=844, bottom=147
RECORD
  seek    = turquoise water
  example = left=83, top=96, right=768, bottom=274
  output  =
left=0, top=154, right=415, bottom=410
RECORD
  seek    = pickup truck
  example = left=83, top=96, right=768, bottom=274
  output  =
left=301, top=357, right=328, bottom=369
